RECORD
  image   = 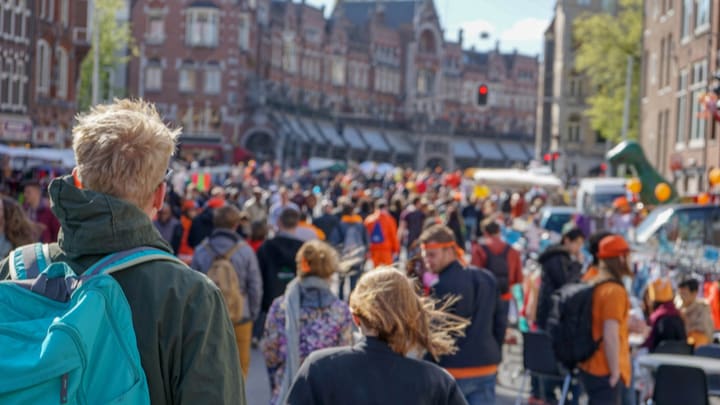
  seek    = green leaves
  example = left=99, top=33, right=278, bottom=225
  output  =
left=77, top=0, right=136, bottom=111
left=573, top=0, right=642, bottom=142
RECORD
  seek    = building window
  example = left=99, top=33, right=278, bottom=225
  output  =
left=664, top=34, right=672, bottom=87
left=690, top=62, right=706, bottom=141
left=185, top=7, right=219, bottom=47
left=145, top=64, right=162, bottom=91
left=681, top=0, right=692, bottom=38
left=676, top=70, right=688, bottom=144
left=204, top=69, right=220, bottom=94
left=60, top=0, right=69, bottom=28
left=56, top=47, right=68, bottom=99
left=282, top=33, right=297, bottom=73
left=568, top=115, right=582, bottom=143
left=36, top=39, right=51, bottom=95
left=179, top=66, right=196, bottom=92
left=602, top=0, right=615, bottom=13
left=331, top=58, right=345, bottom=86
left=238, top=14, right=250, bottom=51
left=695, top=0, right=710, bottom=31
left=10, top=59, right=20, bottom=106
left=0, top=58, right=10, bottom=106
left=147, top=15, right=165, bottom=44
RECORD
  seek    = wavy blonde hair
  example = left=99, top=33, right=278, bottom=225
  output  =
left=72, top=99, right=180, bottom=207
left=296, top=240, right=340, bottom=279
left=350, top=267, right=469, bottom=360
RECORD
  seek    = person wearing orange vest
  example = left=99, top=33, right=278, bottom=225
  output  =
left=177, top=200, right=199, bottom=264
left=364, top=200, right=399, bottom=267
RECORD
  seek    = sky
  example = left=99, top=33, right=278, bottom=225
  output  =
left=304, top=0, right=556, bottom=56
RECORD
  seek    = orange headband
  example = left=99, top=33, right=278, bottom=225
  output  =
left=421, top=241, right=467, bottom=267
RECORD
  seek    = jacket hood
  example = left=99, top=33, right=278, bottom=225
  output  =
left=206, top=229, right=242, bottom=254
left=538, top=244, right=570, bottom=264
left=49, top=175, right=171, bottom=259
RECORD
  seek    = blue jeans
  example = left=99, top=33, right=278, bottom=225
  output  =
left=456, top=374, right=496, bottom=405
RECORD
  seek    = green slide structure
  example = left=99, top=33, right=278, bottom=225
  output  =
left=606, top=140, right=678, bottom=205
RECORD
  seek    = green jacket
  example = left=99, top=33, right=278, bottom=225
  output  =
left=0, top=176, right=246, bottom=405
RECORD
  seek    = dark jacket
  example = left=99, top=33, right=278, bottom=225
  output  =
left=287, top=337, right=468, bottom=405
left=187, top=207, right=214, bottom=248
left=644, top=302, right=687, bottom=352
left=429, top=261, right=506, bottom=369
left=0, top=176, right=244, bottom=405
left=191, top=229, right=263, bottom=321
left=536, top=245, right=582, bottom=330
left=313, top=213, right=339, bottom=242
left=257, top=232, right=305, bottom=312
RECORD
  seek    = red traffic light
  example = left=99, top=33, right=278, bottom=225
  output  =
left=478, top=85, right=488, bottom=95
left=552, top=152, right=560, bottom=160
left=544, top=153, right=551, bottom=162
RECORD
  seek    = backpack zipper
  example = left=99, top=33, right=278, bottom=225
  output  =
left=60, top=373, right=69, bottom=404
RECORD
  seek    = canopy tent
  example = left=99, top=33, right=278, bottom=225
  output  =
left=0, top=145, right=76, bottom=168
left=359, top=161, right=395, bottom=175
left=468, top=168, right=563, bottom=189
left=307, top=157, right=347, bottom=172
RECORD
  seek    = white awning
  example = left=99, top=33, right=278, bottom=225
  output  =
left=315, top=121, right=346, bottom=147
left=453, top=140, right=479, bottom=159
left=499, top=142, right=530, bottom=161
left=284, top=115, right=310, bottom=142
left=384, top=131, right=414, bottom=155
left=298, top=118, right=326, bottom=143
left=359, top=128, right=390, bottom=152
left=472, top=140, right=503, bottom=160
left=343, top=126, right=368, bottom=149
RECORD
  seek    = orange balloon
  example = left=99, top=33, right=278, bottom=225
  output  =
left=698, top=193, right=711, bottom=205
left=627, top=178, right=642, bottom=194
left=709, top=168, right=720, bottom=186
left=655, top=183, right=672, bottom=202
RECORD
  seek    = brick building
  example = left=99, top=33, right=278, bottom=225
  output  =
left=29, top=0, right=90, bottom=147
left=640, top=0, right=719, bottom=195
left=535, top=0, right=616, bottom=178
left=0, top=0, right=33, bottom=145
left=127, top=0, right=539, bottom=169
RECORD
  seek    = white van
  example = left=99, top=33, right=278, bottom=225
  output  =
left=576, top=178, right=627, bottom=214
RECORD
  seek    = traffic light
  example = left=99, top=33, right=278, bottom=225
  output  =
left=477, top=84, right=488, bottom=106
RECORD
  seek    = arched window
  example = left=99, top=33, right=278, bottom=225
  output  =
left=36, top=39, right=51, bottom=95
left=419, top=30, right=436, bottom=54
left=56, top=47, right=68, bottom=99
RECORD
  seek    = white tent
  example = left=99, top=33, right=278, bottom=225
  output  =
left=0, top=145, right=75, bottom=168
left=470, top=168, right=563, bottom=189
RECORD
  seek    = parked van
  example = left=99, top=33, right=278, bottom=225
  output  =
left=576, top=178, right=628, bottom=214
left=634, top=204, right=720, bottom=248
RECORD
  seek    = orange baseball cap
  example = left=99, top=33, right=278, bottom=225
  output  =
left=597, top=235, right=631, bottom=259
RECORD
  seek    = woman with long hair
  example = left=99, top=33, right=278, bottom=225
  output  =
left=0, top=197, right=35, bottom=258
left=286, top=267, right=470, bottom=405
left=261, top=240, right=353, bottom=405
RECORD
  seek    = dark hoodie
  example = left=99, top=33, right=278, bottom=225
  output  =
left=643, top=301, right=687, bottom=352
left=257, top=232, right=305, bottom=312
left=536, top=244, right=583, bottom=330
left=0, top=176, right=244, bottom=404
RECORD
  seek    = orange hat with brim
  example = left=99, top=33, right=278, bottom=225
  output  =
left=597, top=235, right=631, bottom=259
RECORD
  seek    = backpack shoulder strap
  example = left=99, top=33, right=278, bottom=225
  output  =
left=501, top=244, right=511, bottom=257
left=480, top=243, right=492, bottom=256
left=222, top=241, right=245, bottom=261
left=9, top=243, right=51, bottom=280
left=82, top=247, right=186, bottom=278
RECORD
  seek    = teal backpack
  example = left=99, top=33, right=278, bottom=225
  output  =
left=0, top=244, right=183, bottom=404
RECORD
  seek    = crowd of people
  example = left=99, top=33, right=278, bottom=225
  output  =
left=0, top=98, right=717, bottom=405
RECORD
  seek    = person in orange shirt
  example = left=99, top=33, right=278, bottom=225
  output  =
left=364, top=200, right=399, bottom=267
left=579, top=235, right=633, bottom=405
left=177, top=200, right=198, bottom=264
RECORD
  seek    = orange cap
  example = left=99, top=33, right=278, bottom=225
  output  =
left=597, top=235, right=630, bottom=259
left=613, top=196, right=629, bottom=209
left=648, top=278, right=674, bottom=303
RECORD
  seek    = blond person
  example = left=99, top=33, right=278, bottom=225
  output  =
left=0, top=99, right=244, bottom=404
left=261, top=240, right=353, bottom=405
left=287, top=268, right=469, bottom=405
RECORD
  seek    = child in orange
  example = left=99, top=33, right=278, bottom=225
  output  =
left=364, top=200, right=399, bottom=267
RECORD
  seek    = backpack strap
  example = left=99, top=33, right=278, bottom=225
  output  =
left=9, top=243, right=52, bottom=280
left=81, top=247, right=186, bottom=279
left=204, top=238, right=245, bottom=261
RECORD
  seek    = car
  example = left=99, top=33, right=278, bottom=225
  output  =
left=539, top=206, right=578, bottom=235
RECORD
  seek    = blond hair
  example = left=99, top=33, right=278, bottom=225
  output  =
left=296, top=240, right=339, bottom=279
left=350, top=267, right=468, bottom=360
left=72, top=99, right=180, bottom=207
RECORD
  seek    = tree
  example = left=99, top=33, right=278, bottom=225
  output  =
left=573, top=0, right=642, bottom=142
left=77, top=0, right=136, bottom=111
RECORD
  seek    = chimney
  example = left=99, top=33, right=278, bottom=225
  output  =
left=458, top=28, right=464, bottom=47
